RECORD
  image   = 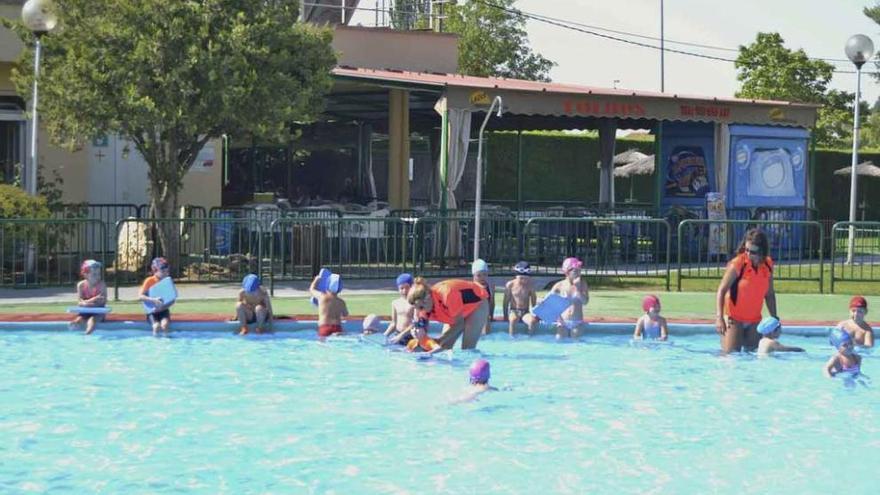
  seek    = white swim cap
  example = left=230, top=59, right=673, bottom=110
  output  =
left=472, top=258, right=489, bottom=275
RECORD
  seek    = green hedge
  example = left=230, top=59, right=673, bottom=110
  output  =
left=484, top=131, right=880, bottom=221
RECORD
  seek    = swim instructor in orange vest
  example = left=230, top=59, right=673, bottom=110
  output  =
left=407, top=277, right=491, bottom=350
left=715, top=228, right=778, bottom=353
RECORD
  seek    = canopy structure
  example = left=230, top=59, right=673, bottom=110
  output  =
left=327, top=66, right=820, bottom=211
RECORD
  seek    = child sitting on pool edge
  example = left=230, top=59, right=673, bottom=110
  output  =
left=380, top=273, right=415, bottom=345
left=550, top=257, right=589, bottom=339
left=633, top=294, right=668, bottom=341
left=503, top=261, right=538, bottom=336
left=139, top=257, right=175, bottom=336
left=824, top=327, right=862, bottom=378
left=838, top=296, right=874, bottom=347
left=71, top=259, right=107, bottom=335
left=756, top=316, right=803, bottom=354
left=236, top=274, right=273, bottom=335
left=310, top=271, right=348, bottom=339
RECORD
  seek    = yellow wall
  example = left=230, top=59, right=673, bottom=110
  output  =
left=179, top=140, right=221, bottom=210
left=0, top=62, right=15, bottom=93
left=39, top=127, right=90, bottom=203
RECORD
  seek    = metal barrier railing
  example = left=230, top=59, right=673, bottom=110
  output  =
left=268, top=217, right=414, bottom=294
left=114, top=217, right=263, bottom=299
left=409, top=215, right=521, bottom=277
left=830, top=221, right=880, bottom=293
left=677, top=219, right=824, bottom=292
left=0, top=218, right=107, bottom=287
left=521, top=217, right=672, bottom=289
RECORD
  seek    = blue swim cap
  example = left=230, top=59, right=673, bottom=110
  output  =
left=757, top=316, right=780, bottom=336
left=396, top=273, right=414, bottom=287
left=242, top=274, right=260, bottom=292
left=829, top=327, right=852, bottom=348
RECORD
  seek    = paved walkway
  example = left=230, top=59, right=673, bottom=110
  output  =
left=0, top=276, right=567, bottom=304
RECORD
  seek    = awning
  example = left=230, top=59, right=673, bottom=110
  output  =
left=332, top=66, right=819, bottom=129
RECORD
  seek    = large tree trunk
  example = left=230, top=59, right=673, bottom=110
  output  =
left=149, top=165, right=181, bottom=278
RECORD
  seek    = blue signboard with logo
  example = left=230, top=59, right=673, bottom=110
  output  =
left=727, top=125, right=808, bottom=208
left=659, top=122, right=715, bottom=207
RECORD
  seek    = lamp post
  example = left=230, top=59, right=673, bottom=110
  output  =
left=472, top=96, right=503, bottom=261
left=844, top=34, right=874, bottom=265
left=21, top=0, right=58, bottom=196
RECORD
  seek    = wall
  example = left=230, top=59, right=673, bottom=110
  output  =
left=332, top=25, right=458, bottom=73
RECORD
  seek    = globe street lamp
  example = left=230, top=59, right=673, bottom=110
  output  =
left=21, top=0, right=58, bottom=196
left=844, top=34, right=874, bottom=265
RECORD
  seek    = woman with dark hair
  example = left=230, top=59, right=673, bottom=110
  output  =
left=715, top=228, right=778, bottom=353
left=406, top=277, right=490, bottom=350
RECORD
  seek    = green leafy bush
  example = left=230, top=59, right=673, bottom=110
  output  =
left=0, top=184, right=51, bottom=219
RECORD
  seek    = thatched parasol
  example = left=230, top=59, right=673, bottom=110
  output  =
left=613, top=149, right=649, bottom=165
left=614, top=154, right=655, bottom=178
left=834, top=161, right=880, bottom=177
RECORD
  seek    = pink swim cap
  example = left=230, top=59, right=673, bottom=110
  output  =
left=562, top=257, right=583, bottom=272
left=642, top=294, right=660, bottom=312
left=469, top=359, right=490, bottom=384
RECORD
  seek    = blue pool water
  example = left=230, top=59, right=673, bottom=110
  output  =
left=1, top=328, right=877, bottom=494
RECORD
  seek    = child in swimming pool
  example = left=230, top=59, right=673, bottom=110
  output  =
left=633, top=294, right=668, bottom=341
left=236, top=274, right=273, bottom=335
left=550, top=257, right=589, bottom=338
left=756, top=316, right=803, bottom=354
left=310, top=272, right=348, bottom=339
left=452, top=359, right=498, bottom=403
left=838, top=296, right=874, bottom=347
left=139, top=257, right=174, bottom=336
left=472, top=259, right=494, bottom=335
left=381, top=273, right=415, bottom=344
left=405, top=320, right=444, bottom=354
left=503, top=261, right=538, bottom=336
left=71, top=259, right=107, bottom=335
left=824, top=327, right=862, bottom=378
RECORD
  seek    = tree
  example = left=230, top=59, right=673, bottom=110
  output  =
left=735, top=32, right=856, bottom=147
left=445, top=0, right=554, bottom=81
left=8, top=0, right=336, bottom=267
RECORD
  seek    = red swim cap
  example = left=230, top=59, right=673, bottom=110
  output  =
left=642, top=294, right=660, bottom=312
left=849, top=296, right=867, bottom=310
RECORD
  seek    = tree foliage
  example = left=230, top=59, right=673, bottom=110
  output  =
left=735, top=32, right=857, bottom=148
left=445, top=0, right=554, bottom=81
left=9, top=0, right=335, bottom=217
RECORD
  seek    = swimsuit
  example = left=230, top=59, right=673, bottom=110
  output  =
left=643, top=319, right=661, bottom=339
left=147, top=309, right=171, bottom=324
left=511, top=307, right=529, bottom=319
left=318, top=324, right=343, bottom=337
left=724, top=253, right=774, bottom=324
left=406, top=335, right=441, bottom=352
left=78, top=282, right=106, bottom=320
left=424, top=280, right=489, bottom=325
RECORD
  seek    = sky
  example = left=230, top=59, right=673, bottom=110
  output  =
left=514, top=0, right=880, bottom=104
left=353, top=0, right=880, bottom=104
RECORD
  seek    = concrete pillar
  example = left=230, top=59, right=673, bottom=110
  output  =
left=598, top=119, right=618, bottom=206
left=388, top=89, right=411, bottom=210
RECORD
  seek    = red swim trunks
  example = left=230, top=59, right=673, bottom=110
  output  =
left=318, top=324, right=343, bottom=337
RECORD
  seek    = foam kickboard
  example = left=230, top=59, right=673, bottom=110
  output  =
left=66, top=306, right=112, bottom=314
left=142, top=277, right=178, bottom=314
left=532, top=293, right=571, bottom=322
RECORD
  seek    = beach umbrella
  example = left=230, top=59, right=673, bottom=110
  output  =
left=613, top=149, right=649, bottom=165
left=614, top=154, right=655, bottom=201
left=833, top=161, right=880, bottom=177
left=834, top=161, right=880, bottom=220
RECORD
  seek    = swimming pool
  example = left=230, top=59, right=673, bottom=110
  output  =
left=1, top=326, right=876, bottom=494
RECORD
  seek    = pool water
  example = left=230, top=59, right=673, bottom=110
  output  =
left=1, top=329, right=877, bottom=494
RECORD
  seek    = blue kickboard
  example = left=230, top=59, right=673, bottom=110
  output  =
left=532, top=293, right=571, bottom=322
left=66, top=306, right=112, bottom=314
left=310, top=268, right=332, bottom=306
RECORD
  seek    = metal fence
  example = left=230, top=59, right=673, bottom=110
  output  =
left=268, top=217, right=414, bottom=293
left=830, top=221, right=880, bottom=292
left=521, top=217, right=672, bottom=289
left=0, top=218, right=107, bottom=287
left=113, top=217, right=264, bottom=298
left=677, top=219, right=824, bottom=292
